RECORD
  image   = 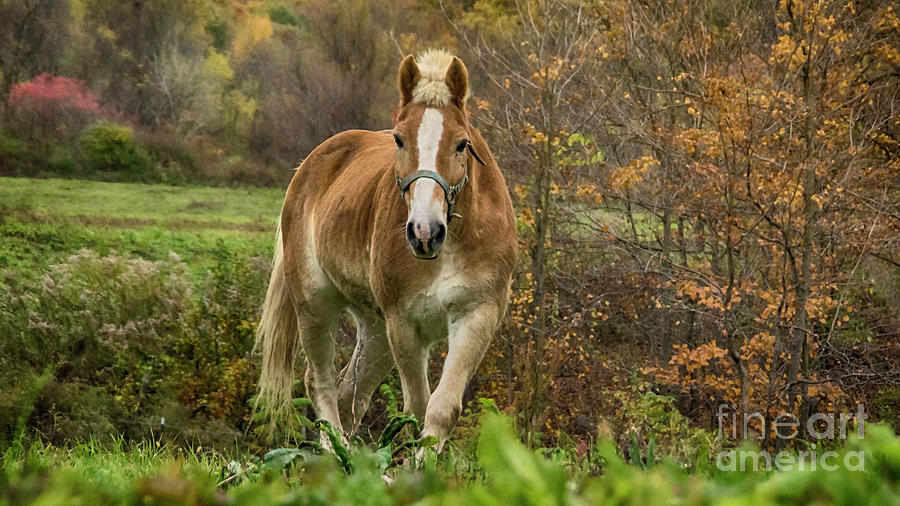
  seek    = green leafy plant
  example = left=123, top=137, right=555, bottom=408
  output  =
left=79, top=122, right=153, bottom=177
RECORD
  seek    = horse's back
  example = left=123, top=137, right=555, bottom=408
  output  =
left=288, top=130, right=392, bottom=200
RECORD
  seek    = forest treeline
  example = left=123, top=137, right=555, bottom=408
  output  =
left=0, top=0, right=456, bottom=185
left=1, top=0, right=898, bottom=451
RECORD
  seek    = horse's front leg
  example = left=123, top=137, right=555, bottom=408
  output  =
left=424, top=302, right=501, bottom=448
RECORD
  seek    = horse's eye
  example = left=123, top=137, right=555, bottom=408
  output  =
left=393, top=134, right=404, bottom=149
left=456, top=140, right=468, bottom=153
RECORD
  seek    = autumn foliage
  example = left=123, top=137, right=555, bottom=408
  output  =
left=457, top=0, right=899, bottom=446
left=8, top=74, right=100, bottom=114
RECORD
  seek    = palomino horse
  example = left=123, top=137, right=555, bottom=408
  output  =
left=256, top=50, right=516, bottom=448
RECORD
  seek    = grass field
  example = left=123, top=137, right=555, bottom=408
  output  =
left=0, top=177, right=284, bottom=227
left=1, top=177, right=899, bottom=505
left=0, top=177, right=281, bottom=282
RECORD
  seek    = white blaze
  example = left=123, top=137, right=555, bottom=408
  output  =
left=409, top=108, right=445, bottom=221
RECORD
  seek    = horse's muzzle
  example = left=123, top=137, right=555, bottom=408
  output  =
left=406, top=220, right=446, bottom=259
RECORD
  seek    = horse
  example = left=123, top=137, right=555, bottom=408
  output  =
left=256, top=50, right=516, bottom=449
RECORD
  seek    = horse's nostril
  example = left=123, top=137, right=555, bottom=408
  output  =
left=434, top=223, right=446, bottom=245
left=406, top=221, right=415, bottom=240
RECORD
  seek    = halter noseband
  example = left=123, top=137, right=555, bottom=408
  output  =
left=396, top=141, right=485, bottom=222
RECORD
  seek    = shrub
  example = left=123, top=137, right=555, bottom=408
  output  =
left=0, top=130, right=22, bottom=157
left=6, top=74, right=102, bottom=144
left=79, top=122, right=153, bottom=177
left=26, top=249, right=193, bottom=378
left=8, top=74, right=100, bottom=114
left=0, top=129, right=24, bottom=174
left=136, top=128, right=199, bottom=184
left=0, top=250, right=194, bottom=443
left=173, top=246, right=269, bottom=422
left=47, top=146, right=77, bottom=175
left=0, top=242, right=271, bottom=446
left=613, top=387, right=721, bottom=470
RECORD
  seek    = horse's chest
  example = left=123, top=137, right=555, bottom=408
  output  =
left=408, top=262, right=474, bottom=343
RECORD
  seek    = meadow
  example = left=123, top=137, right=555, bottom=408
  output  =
left=0, top=176, right=281, bottom=275
left=1, top=177, right=898, bottom=505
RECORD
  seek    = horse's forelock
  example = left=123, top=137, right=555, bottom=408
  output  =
left=411, top=49, right=457, bottom=107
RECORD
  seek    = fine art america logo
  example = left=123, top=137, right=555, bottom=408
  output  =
left=715, top=404, right=868, bottom=472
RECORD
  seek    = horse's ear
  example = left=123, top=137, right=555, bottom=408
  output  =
left=398, top=54, right=420, bottom=107
left=444, top=56, right=468, bottom=109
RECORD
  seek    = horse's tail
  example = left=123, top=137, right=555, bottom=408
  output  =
left=255, top=219, right=299, bottom=425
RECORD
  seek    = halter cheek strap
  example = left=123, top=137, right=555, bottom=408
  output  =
left=396, top=141, right=486, bottom=223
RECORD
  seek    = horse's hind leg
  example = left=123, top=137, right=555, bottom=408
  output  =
left=296, top=300, right=345, bottom=437
left=337, top=313, right=393, bottom=435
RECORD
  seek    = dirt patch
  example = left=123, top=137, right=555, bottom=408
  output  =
left=183, top=200, right=225, bottom=212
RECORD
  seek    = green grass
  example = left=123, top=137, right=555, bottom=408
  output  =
left=0, top=177, right=280, bottom=282
left=0, top=177, right=284, bottom=227
left=3, top=414, right=899, bottom=505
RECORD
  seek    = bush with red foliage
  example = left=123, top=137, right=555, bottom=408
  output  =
left=8, top=73, right=101, bottom=113
left=6, top=74, right=103, bottom=142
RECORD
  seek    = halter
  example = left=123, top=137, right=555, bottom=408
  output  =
left=396, top=141, right=485, bottom=222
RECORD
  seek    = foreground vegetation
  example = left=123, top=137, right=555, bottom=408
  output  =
left=3, top=413, right=899, bottom=505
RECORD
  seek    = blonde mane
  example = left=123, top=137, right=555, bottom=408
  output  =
left=412, top=49, right=464, bottom=107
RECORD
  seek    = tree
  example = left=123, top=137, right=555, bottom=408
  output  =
left=455, top=0, right=608, bottom=442
left=0, top=0, right=71, bottom=93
